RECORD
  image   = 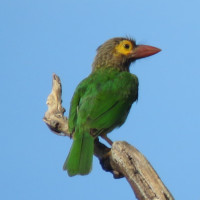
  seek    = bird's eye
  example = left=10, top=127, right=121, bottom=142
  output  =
left=115, top=40, right=133, bottom=55
left=124, top=43, right=130, bottom=49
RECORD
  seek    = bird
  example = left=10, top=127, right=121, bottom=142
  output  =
left=63, top=37, right=161, bottom=176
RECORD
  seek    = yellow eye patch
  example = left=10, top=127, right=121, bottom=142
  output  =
left=115, top=40, right=134, bottom=55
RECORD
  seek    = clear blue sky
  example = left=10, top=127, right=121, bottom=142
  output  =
left=1, top=1, right=200, bottom=199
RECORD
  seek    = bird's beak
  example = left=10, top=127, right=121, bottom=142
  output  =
left=131, top=45, right=161, bottom=59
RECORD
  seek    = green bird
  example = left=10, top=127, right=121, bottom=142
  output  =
left=63, top=37, right=161, bottom=176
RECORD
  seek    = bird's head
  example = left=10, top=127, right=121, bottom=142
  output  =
left=92, top=37, right=161, bottom=72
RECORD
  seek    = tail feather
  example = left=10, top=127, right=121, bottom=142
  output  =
left=63, top=131, right=94, bottom=176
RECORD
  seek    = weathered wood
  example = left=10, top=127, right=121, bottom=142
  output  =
left=110, top=141, right=174, bottom=200
left=43, top=74, right=69, bottom=136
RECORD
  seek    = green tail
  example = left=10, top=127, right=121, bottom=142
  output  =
left=63, top=130, right=94, bottom=176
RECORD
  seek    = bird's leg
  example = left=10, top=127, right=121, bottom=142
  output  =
left=90, top=129, right=113, bottom=145
left=101, top=134, right=113, bottom=146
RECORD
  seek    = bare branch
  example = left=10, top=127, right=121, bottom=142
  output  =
left=43, top=74, right=69, bottom=136
left=43, top=74, right=174, bottom=200
left=110, top=142, right=174, bottom=200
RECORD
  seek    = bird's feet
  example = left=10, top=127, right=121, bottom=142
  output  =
left=101, top=134, right=113, bottom=146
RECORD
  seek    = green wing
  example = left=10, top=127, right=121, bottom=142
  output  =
left=68, top=77, right=89, bottom=133
left=73, top=70, right=138, bottom=135
left=68, top=87, right=80, bottom=133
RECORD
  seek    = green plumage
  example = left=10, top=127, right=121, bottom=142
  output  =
left=63, top=37, right=160, bottom=176
left=64, top=67, right=138, bottom=176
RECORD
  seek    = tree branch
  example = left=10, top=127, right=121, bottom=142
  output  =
left=43, top=74, right=174, bottom=200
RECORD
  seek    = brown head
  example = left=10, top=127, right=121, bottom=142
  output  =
left=92, top=37, right=161, bottom=72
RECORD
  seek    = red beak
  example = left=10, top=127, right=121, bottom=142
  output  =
left=132, top=45, right=161, bottom=59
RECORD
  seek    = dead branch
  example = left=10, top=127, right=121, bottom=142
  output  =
left=43, top=74, right=174, bottom=200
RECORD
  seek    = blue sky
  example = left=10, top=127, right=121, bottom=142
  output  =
left=1, top=1, right=200, bottom=199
